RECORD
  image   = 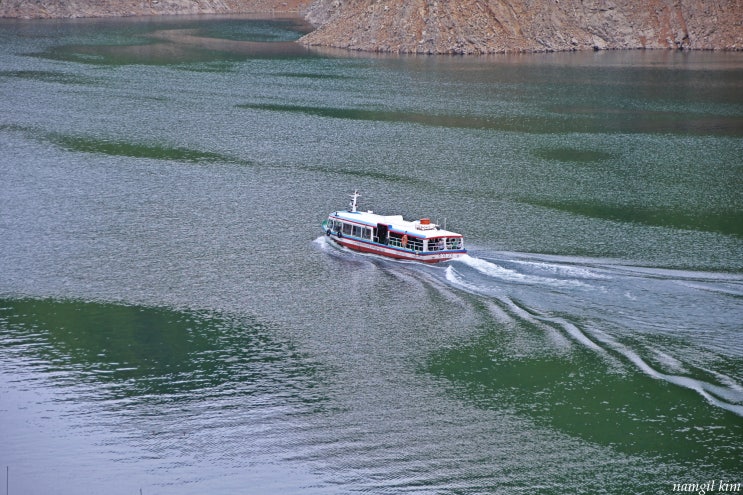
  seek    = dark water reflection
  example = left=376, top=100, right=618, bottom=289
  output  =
left=22, top=14, right=315, bottom=65
left=240, top=101, right=743, bottom=136
left=0, top=298, right=326, bottom=404
left=428, top=326, right=743, bottom=473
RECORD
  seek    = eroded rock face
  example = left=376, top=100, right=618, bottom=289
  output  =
left=2, top=0, right=740, bottom=53
left=299, top=0, right=743, bottom=53
left=0, top=0, right=313, bottom=19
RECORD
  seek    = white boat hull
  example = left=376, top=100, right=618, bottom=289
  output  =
left=322, top=192, right=467, bottom=264
left=325, top=231, right=465, bottom=263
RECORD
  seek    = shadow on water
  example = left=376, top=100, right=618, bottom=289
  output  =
left=25, top=15, right=319, bottom=66
left=524, top=199, right=743, bottom=238
left=0, top=297, right=326, bottom=405
left=0, top=69, right=103, bottom=85
left=1, top=124, right=247, bottom=164
left=37, top=37, right=315, bottom=66
left=238, top=102, right=743, bottom=137
left=431, top=254, right=743, bottom=477
left=533, top=147, right=617, bottom=163
left=46, top=133, right=232, bottom=163
left=426, top=321, right=743, bottom=474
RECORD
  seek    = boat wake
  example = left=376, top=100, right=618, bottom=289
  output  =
left=315, top=238, right=743, bottom=416
left=442, top=252, right=743, bottom=417
left=447, top=254, right=599, bottom=290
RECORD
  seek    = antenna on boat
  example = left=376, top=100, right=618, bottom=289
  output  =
left=348, top=190, right=360, bottom=212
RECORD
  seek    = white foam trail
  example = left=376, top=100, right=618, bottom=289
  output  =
left=446, top=265, right=596, bottom=352
left=483, top=300, right=516, bottom=326
left=449, top=252, right=743, bottom=417
left=651, top=349, right=689, bottom=374
left=677, top=280, right=743, bottom=298
left=591, top=328, right=743, bottom=417
left=458, top=255, right=522, bottom=278
left=699, top=366, right=743, bottom=393
left=536, top=315, right=603, bottom=352
left=511, top=259, right=612, bottom=280
left=444, top=265, right=481, bottom=294
left=454, top=255, right=590, bottom=289
left=504, top=299, right=603, bottom=353
left=313, top=235, right=331, bottom=249
left=500, top=298, right=571, bottom=351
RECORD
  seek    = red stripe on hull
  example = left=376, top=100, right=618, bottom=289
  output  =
left=330, top=236, right=464, bottom=264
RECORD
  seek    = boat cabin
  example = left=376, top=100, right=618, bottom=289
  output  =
left=322, top=191, right=466, bottom=263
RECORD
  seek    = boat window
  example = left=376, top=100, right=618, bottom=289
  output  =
left=342, top=222, right=352, bottom=235
left=352, top=225, right=362, bottom=237
left=362, top=227, right=372, bottom=240
left=447, top=238, right=462, bottom=250
left=408, top=237, right=423, bottom=251
left=428, top=238, right=446, bottom=251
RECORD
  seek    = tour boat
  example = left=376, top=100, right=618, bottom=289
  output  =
left=322, top=191, right=466, bottom=263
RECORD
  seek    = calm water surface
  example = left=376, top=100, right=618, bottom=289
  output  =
left=1, top=14, right=742, bottom=495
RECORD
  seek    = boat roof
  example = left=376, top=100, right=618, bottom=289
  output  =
left=331, top=209, right=463, bottom=239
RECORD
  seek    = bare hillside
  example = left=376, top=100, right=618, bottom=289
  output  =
left=2, top=0, right=740, bottom=52
left=300, top=0, right=743, bottom=53
left=0, top=0, right=313, bottom=18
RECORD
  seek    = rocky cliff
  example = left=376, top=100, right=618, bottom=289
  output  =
left=0, top=0, right=313, bottom=18
left=2, top=0, right=740, bottom=53
left=300, top=0, right=743, bottom=53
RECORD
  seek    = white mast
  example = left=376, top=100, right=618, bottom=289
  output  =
left=348, top=190, right=360, bottom=212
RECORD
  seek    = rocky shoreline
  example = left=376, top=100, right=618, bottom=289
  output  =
left=1, top=0, right=741, bottom=53
left=0, top=0, right=313, bottom=19
left=300, top=0, right=743, bottom=53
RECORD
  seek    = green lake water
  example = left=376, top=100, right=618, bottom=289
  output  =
left=1, top=14, right=742, bottom=495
